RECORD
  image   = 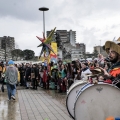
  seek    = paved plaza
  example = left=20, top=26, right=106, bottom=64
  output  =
left=0, top=87, right=73, bottom=120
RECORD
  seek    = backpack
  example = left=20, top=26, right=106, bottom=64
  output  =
left=6, top=66, right=17, bottom=84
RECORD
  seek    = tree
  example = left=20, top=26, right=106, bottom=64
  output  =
left=23, top=49, right=35, bottom=60
left=93, top=49, right=99, bottom=58
left=33, top=56, right=39, bottom=61
left=11, top=49, right=23, bottom=61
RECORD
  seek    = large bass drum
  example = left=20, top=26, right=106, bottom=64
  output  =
left=74, top=83, right=120, bottom=120
left=66, top=80, right=87, bottom=118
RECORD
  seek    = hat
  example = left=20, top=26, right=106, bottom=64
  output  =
left=115, top=37, right=120, bottom=45
left=53, top=65, right=58, bottom=69
left=104, top=41, right=120, bottom=55
left=8, top=60, right=14, bottom=65
left=90, top=68, right=103, bottom=75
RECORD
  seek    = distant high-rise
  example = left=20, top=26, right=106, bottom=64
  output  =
left=56, top=30, right=68, bottom=43
left=0, top=36, right=15, bottom=61
left=46, top=29, right=82, bottom=60
left=46, top=29, right=76, bottom=45
left=76, top=43, right=86, bottom=53
left=94, top=45, right=107, bottom=57
left=69, top=30, right=76, bottom=46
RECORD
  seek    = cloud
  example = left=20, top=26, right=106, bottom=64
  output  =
left=0, top=16, right=41, bottom=54
left=1, top=0, right=120, bottom=56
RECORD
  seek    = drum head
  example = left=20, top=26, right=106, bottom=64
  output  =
left=66, top=81, right=87, bottom=118
left=74, top=83, right=120, bottom=120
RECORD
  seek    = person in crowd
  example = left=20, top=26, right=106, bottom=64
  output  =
left=22, top=63, right=26, bottom=86
left=22, top=63, right=26, bottom=87
left=5, top=60, right=18, bottom=101
left=0, top=62, right=4, bottom=79
left=58, top=60, right=62, bottom=72
left=31, top=64, right=38, bottom=90
left=46, top=72, right=50, bottom=89
left=51, top=65, right=59, bottom=90
left=98, top=54, right=104, bottom=67
left=1, top=63, right=6, bottom=92
left=43, top=66, right=48, bottom=89
left=95, top=62, right=100, bottom=68
left=14, top=64, right=20, bottom=86
left=81, top=62, right=92, bottom=80
left=39, top=65, right=43, bottom=87
left=36, top=64, right=40, bottom=88
left=75, top=64, right=82, bottom=81
left=19, top=64, right=25, bottom=86
left=25, top=63, right=31, bottom=89
left=50, top=61, right=54, bottom=70
left=89, top=62, right=95, bottom=70
left=71, top=61, right=78, bottom=79
left=67, top=63, right=74, bottom=89
left=100, top=40, right=120, bottom=87
left=59, top=64, right=67, bottom=92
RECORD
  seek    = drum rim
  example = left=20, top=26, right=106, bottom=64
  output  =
left=67, top=81, right=87, bottom=94
left=74, top=83, right=119, bottom=119
left=66, top=95, right=74, bottom=119
left=66, top=81, right=87, bottom=119
left=75, top=83, right=92, bottom=100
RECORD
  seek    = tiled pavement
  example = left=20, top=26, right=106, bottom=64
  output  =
left=0, top=87, right=73, bottom=120
left=0, top=89, right=21, bottom=120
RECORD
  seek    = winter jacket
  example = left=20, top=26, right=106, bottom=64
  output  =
left=5, top=65, right=18, bottom=85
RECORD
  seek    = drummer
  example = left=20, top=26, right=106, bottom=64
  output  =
left=100, top=40, right=120, bottom=86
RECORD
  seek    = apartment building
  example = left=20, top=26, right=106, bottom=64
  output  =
left=0, top=36, right=15, bottom=61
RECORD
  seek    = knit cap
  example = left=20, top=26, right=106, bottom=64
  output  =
left=8, top=60, right=14, bottom=65
left=115, top=117, right=120, bottom=120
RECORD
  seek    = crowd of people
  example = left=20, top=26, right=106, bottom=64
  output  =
left=0, top=39, right=120, bottom=101
left=0, top=53, right=113, bottom=93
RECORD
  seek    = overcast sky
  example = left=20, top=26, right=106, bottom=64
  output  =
left=0, top=0, right=120, bottom=56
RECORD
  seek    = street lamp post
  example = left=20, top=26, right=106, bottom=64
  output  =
left=39, top=7, right=49, bottom=37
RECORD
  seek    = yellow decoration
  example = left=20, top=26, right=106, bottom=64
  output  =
left=50, top=42, right=57, bottom=56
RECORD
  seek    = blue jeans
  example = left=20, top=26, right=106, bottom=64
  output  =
left=6, top=84, right=16, bottom=100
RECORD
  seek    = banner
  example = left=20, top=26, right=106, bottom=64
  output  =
left=50, top=42, right=57, bottom=63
